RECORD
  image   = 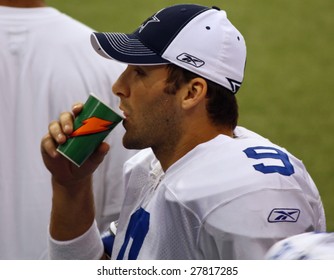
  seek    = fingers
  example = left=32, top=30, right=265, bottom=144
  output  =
left=49, top=109, right=77, bottom=143
left=72, top=103, right=84, bottom=117
left=59, top=111, right=75, bottom=136
left=48, top=103, right=84, bottom=144
left=44, top=105, right=79, bottom=160
left=41, top=133, right=59, bottom=159
left=86, top=142, right=110, bottom=167
left=48, top=114, right=71, bottom=145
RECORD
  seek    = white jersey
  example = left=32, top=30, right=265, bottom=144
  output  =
left=265, top=232, right=334, bottom=260
left=0, top=6, right=136, bottom=259
left=111, top=127, right=325, bottom=259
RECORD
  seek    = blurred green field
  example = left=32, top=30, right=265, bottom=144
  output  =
left=47, top=0, right=334, bottom=230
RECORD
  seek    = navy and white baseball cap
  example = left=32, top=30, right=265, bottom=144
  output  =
left=91, top=4, right=246, bottom=93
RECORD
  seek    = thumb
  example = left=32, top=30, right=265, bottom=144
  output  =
left=87, top=142, right=110, bottom=167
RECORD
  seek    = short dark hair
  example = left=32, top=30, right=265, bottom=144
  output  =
left=165, top=64, right=238, bottom=130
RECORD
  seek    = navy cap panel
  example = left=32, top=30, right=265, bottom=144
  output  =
left=93, top=32, right=169, bottom=64
left=135, top=4, right=209, bottom=55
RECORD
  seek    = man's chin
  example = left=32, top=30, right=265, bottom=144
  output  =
left=122, top=136, right=148, bottom=151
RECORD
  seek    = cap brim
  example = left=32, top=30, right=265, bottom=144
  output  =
left=91, top=32, right=169, bottom=65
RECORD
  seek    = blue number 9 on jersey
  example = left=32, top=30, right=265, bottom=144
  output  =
left=243, top=146, right=295, bottom=176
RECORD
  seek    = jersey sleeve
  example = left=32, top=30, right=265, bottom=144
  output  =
left=198, top=187, right=325, bottom=259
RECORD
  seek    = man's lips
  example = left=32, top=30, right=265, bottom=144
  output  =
left=119, top=106, right=129, bottom=119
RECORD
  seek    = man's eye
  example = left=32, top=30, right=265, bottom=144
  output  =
left=134, top=67, right=146, bottom=76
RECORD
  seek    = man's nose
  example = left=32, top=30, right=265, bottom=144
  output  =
left=112, top=69, right=130, bottom=98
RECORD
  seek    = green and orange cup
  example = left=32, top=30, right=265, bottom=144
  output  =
left=57, top=94, right=123, bottom=167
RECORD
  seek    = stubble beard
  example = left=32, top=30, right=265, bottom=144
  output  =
left=122, top=109, right=181, bottom=153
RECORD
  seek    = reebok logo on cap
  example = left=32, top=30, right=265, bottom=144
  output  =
left=177, top=53, right=205, bottom=68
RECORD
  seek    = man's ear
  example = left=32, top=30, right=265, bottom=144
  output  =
left=181, top=78, right=208, bottom=110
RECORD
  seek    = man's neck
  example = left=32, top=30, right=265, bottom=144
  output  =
left=0, top=0, right=46, bottom=8
left=155, top=126, right=233, bottom=172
